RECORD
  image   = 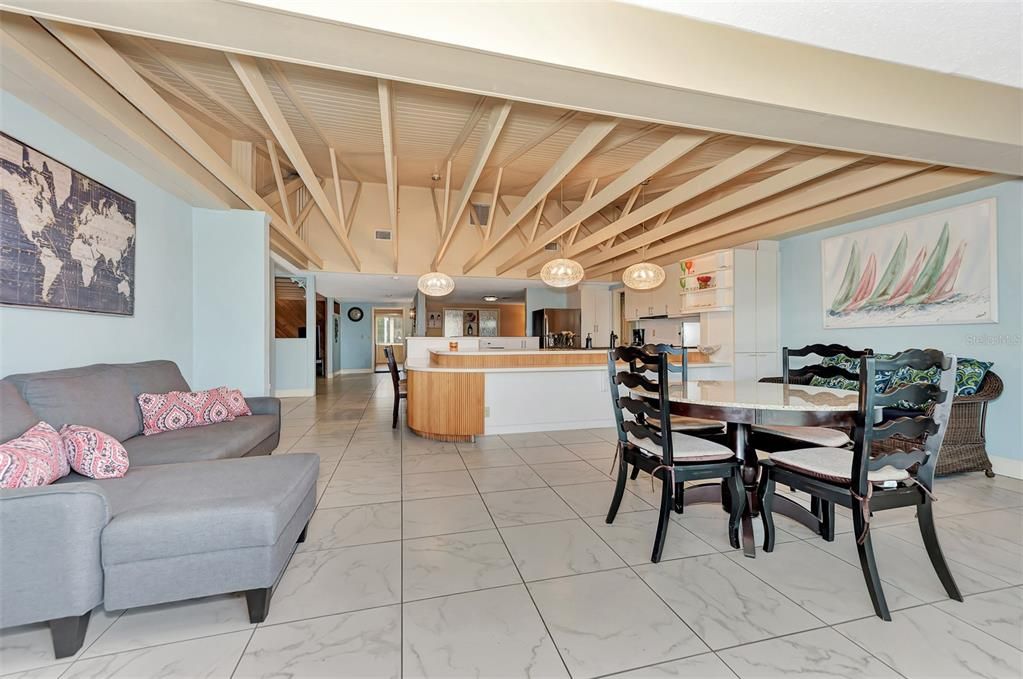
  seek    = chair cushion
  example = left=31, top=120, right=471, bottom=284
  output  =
left=627, top=431, right=734, bottom=461
left=0, top=381, right=37, bottom=444
left=96, top=453, right=319, bottom=565
left=770, top=447, right=909, bottom=484
left=665, top=415, right=725, bottom=432
left=753, top=425, right=851, bottom=448
left=121, top=415, right=278, bottom=466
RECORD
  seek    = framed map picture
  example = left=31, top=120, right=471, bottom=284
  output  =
left=0, top=133, right=136, bottom=315
left=821, top=199, right=997, bottom=328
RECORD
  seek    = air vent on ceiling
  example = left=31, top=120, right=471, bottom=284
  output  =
left=374, top=229, right=393, bottom=241
left=544, top=242, right=560, bottom=252
left=469, top=203, right=491, bottom=227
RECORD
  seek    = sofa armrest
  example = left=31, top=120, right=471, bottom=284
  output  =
left=0, top=484, right=109, bottom=628
left=245, top=396, right=281, bottom=419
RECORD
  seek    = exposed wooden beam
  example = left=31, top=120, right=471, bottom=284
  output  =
left=377, top=80, right=398, bottom=266
left=461, top=118, right=618, bottom=273
left=266, top=138, right=294, bottom=229
left=40, top=21, right=322, bottom=268
left=557, top=143, right=790, bottom=267
left=529, top=195, right=547, bottom=242
left=587, top=161, right=941, bottom=278
left=441, top=159, right=452, bottom=232
left=228, top=52, right=360, bottom=269
left=430, top=186, right=444, bottom=236
left=491, top=110, right=577, bottom=168
left=347, top=182, right=363, bottom=235
left=495, top=198, right=530, bottom=245
left=261, top=175, right=303, bottom=207
left=484, top=167, right=504, bottom=241
left=127, top=62, right=236, bottom=140
left=499, top=130, right=711, bottom=275
left=328, top=147, right=347, bottom=232
left=576, top=151, right=862, bottom=269
left=588, top=123, right=662, bottom=158
left=267, top=61, right=332, bottom=148
left=567, top=177, right=599, bottom=246
left=294, top=179, right=321, bottom=230
left=447, top=96, right=487, bottom=161
left=433, top=100, right=513, bottom=269
left=604, top=185, right=642, bottom=248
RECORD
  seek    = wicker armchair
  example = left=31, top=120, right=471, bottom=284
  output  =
left=760, top=371, right=1002, bottom=477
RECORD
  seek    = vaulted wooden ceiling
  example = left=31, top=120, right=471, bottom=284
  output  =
left=19, top=16, right=999, bottom=280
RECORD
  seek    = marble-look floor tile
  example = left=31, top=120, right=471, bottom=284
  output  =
left=402, top=439, right=460, bottom=455
left=727, top=540, right=922, bottom=624
left=718, top=628, right=899, bottom=678
left=402, top=470, right=478, bottom=500
left=401, top=453, right=466, bottom=474
left=318, top=472, right=401, bottom=508
left=500, top=432, right=558, bottom=448
left=553, top=481, right=653, bottom=517
left=634, top=554, right=820, bottom=649
left=592, top=427, right=621, bottom=442
left=0, top=609, right=119, bottom=675
left=401, top=494, right=495, bottom=539
left=546, top=429, right=603, bottom=444
left=82, top=595, right=252, bottom=658
left=61, top=630, right=251, bottom=679
left=837, top=604, right=1022, bottom=679
left=0, top=663, right=72, bottom=678
left=586, top=510, right=718, bottom=565
left=513, top=445, right=581, bottom=464
left=886, top=515, right=1023, bottom=585
left=402, top=585, right=567, bottom=678
left=298, top=503, right=402, bottom=551
left=935, top=586, right=1023, bottom=651
left=528, top=568, right=707, bottom=678
left=956, top=472, right=1023, bottom=496
left=234, top=605, right=400, bottom=678
left=265, top=542, right=401, bottom=624
left=671, top=503, right=798, bottom=553
left=454, top=436, right=510, bottom=452
left=482, top=487, right=577, bottom=527
left=607, top=653, right=737, bottom=678
left=530, top=460, right=610, bottom=486
left=951, top=508, right=1023, bottom=544
left=500, top=519, right=625, bottom=581
left=458, top=448, right=525, bottom=469
left=468, top=465, right=546, bottom=493
left=402, top=530, right=520, bottom=601
left=565, top=441, right=619, bottom=459
left=814, top=528, right=1010, bottom=602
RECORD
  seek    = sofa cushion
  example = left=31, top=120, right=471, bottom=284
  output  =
left=116, top=361, right=191, bottom=428
left=96, top=453, right=319, bottom=565
left=6, top=365, right=140, bottom=441
left=121, top=415, right=278, bottom=466
left=0, top=381, right=37, bottom=444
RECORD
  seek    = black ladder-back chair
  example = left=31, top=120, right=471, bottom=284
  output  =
left=384, top=346, right=407, bottom=429
left=606, top=346, right=745, bottom=562
left=758, top=349, right=961, bottom=620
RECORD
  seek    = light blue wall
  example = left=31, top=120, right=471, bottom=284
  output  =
left=272, top=274, right=316, bottom=395
left=340, top=302, right=374, bottom=370
left=0, top=92, right=195, bottom=380
left=525, top=287, right=570, bottom=335
left=779, top=180, right=1022, bottom=466
left=192, top=209, right=270, bottom=395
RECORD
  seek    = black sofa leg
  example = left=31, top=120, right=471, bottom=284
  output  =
left=297, top=521, right=309, bottom=544
left=246, top=587, right=273, bottom=624
left=49, top=611, right=91, bottom=659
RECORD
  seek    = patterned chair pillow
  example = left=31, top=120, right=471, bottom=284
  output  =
left=954, top=358, right=993, bottom=396
left=220, top=387, right=252, bottom=417
left=138, top=388, right=235, bottom=436
left=811, top=354, right=892, bottom=393
left=60, top=425, right=130, bottom=479
left=0, top=422, right=69, bottom=489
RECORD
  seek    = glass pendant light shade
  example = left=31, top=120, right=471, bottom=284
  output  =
left=622, top=262, right=666, bottom=290
left=539, top=258, right=585, bottom=288
left=417, top=272, right=455, bottom=297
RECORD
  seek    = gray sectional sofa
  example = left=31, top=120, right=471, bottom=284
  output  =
left=0, top=361, right=318, bottom=659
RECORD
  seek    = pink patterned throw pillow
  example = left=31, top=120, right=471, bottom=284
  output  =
left=138, top=388, right=235, bottom=436
left=220, top=387, right=252, bottom=417
left=0, top=422, right=69, bottom=489
left=60, top=425, right=130, bottom=479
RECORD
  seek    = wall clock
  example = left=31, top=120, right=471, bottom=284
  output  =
left=347, top=307, right=364, bottom=322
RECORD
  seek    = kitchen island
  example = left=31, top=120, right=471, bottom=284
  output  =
left=405, top=348, right=731, bottom=441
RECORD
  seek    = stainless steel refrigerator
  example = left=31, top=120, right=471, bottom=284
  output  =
left=531, top=308, right=582, bottom=348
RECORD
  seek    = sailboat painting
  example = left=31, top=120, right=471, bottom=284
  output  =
left=821, top=199, right=997, bottom=328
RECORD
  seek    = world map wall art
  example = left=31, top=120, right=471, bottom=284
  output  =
left=821, top=199, right=998, bottom=329
left=0, top=133, right=136, bottom=315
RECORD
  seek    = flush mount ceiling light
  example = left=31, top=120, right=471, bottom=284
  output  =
left=540, top=258, right=585, bottom=288
left=481, top=295, right=499, bottom=302
left=622, top=261, right=666, bottom=290
left=417, top=272, right=455, bottom=297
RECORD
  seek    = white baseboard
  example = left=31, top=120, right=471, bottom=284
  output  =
left=273, top=388, right=315, bottom=398
left=485, top=418, right=616, bottom=436
left=339, top=368, right=373, bottom=374
left=331, top=369, right=342, bottom=377
left=988, top=454, right=1023, bottom=480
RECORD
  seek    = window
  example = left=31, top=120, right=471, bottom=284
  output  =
left=375, top=313, right=404, bottom=345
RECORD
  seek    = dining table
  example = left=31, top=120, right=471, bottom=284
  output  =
left=635, top=379, right=864, bottom=558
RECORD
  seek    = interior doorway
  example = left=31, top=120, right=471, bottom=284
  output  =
left=373, top=307, right=405, bottom=372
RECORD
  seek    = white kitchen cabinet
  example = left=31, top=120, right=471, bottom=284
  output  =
left=623, top=286, right=644, bottom=321
left=732, top=243, right=779, bottom=355
left=580, top=285, right=613, bottom=346
left=733, top=351, right=779, bottom=381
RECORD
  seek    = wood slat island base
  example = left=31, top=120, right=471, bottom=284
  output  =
left=406, top=369, right=485, bottom=442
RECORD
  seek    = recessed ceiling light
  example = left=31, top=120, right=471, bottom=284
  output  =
left=482, top=295, right=499, bottom=302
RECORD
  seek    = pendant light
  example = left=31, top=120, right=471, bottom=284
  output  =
left=621, top=184, right=664, bottom=290
left=417, top=272, right=455, bottom=297
left=540, top=183, right=585, bottom=288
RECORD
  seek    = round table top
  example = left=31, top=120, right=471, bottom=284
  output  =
left=634, top=379, right=860, bottom=412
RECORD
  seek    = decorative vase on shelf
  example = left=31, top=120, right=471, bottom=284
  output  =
left=697, top=275, right=713, bottom=290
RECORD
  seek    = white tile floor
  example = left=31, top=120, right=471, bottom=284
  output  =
left=2, top=373, right=1022, bottom=679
